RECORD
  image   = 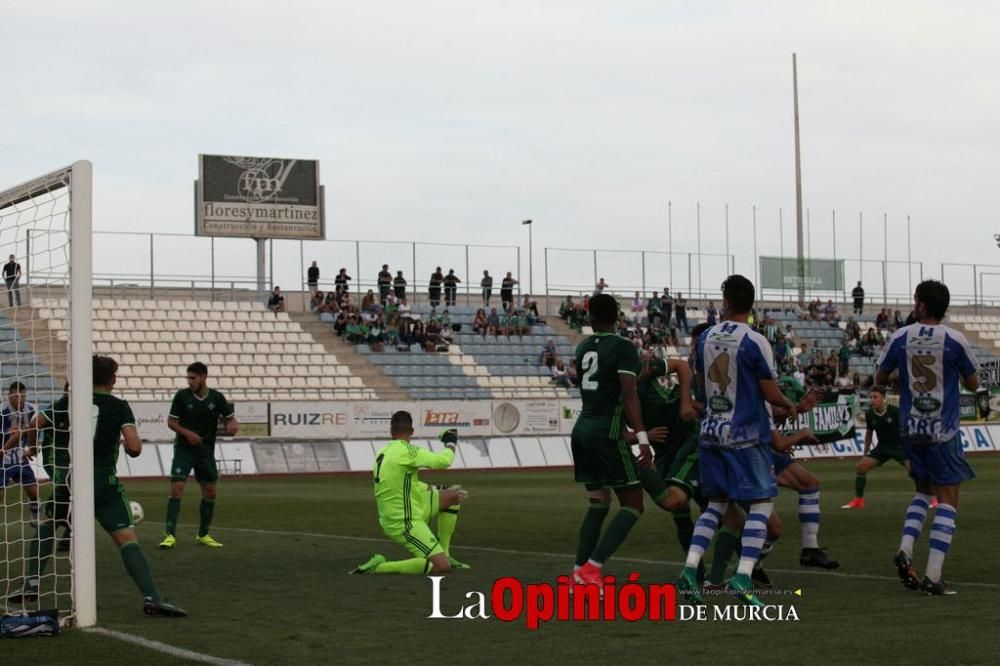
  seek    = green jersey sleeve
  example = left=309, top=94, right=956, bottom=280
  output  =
left=119, top=400, right=137, bottom=429
left=168, top=391, right=185, bottom=420
left=865, top=408, right=875, bottom=432
left=616, top=339, right=640, bottom=376
left=408, top=444, right=455, bottom=470
left=215, top=390, right=235, bottom=419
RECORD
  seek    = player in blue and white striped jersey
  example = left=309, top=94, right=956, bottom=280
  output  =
left=876, top=279, right=979, bottom=596
left=676, top=275, right=798, bottom=606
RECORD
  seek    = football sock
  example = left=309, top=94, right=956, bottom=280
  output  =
left=854, top=474, right=867, bottom=499
left=437, top=505, right=461, bottom=555
left=708, top=526, right=740, bottom=584
left=737, top=502, right=773, bottom=576
left=198, top=499, right=215, bottom=537
left=685, top=502, right=726, bottom=569
left=165, top=497, right=181, bottom=535
left=574, top=502, right=610, bottom=567
left=374, top=558, right=431, bottom=575
left=120, top=542, right=160, bottom=601
left=589, top=507, right=641, bottom=565
left=898, top=492, right=934, bottom=557
left=29, top=499, right=39, bottom=517
left=29, top=521, right=55, bottom=580
left=799, top=487, right=821, bottom=549
left=925, top=503, right=956, bottom=582
left=672, top=509, right=695, bottom=555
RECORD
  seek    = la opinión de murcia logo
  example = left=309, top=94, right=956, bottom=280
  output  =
left=222, top=156, right=296, bottom=204
left=427, top=575, right=800, bottom=628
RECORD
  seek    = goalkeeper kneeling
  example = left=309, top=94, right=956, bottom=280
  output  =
left=351, top=411, right=469, bottom=575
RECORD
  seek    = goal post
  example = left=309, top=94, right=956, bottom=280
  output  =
left=0, top=161, right=94, bottom=627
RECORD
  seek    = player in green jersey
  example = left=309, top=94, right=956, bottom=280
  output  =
left=351, top=412, right=468, bottom=574
left=23, top=384, right=72, bottom=551
left=159, top=362, right=238, bottom=549
left=10, top=356, right=185, bottom=616
left=570, top=293, right=655, bottom=587
left=842, top=385, right=910, bottom=509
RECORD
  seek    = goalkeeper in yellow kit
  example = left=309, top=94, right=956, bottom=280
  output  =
left=350, top=411, right=469, bottom=575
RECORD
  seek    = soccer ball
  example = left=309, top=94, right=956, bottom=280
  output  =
left=130, top=501, right=144, bottom=525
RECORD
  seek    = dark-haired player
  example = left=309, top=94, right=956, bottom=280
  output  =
left=10, top=356, right=185, bottom=616
left=677, top=275, right=797, bottom=606
left=877, top=280, right=979, bottom=595
left=842, top=385, right=909, bottom=510
left=160, top=362, right=238, bottom=549
left=351, top=412, right=468, bottom=574
left=570, top=293, right=654, bottom=587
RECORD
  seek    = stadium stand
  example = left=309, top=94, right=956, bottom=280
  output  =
left=0, top=309, right=61, bottom=405
left=32, top=298, right=377, bottom=402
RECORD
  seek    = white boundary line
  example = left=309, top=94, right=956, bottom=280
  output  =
left=175, top=523, right=1000, bottom=590
left=82, top=627, right=250, bottom=665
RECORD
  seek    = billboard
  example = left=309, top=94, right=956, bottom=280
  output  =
left=760, top=256, right=845, bottom=291
left=195, top=154, right=325, bottom=239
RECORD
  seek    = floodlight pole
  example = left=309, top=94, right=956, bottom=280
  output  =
left=793, top=53, right=806, bottom=306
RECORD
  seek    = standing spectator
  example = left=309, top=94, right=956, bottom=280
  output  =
left=674, top=291, right=688, bottom=333
left=267, top=286, right=285, bottom=313
left=393, top=271, right=407, bottom=302
left=629, top=291, right=645, bottom=318
left=705, top=300, right=718, bottom=326
left=838, top=340, right=851, bottom=375
left=443, top=269, right=460, bottom=306
left=307, top=261, right=320, bottom=295
left=3, top=255, right=21, bottom=307
left=660, top=289, right=674, bottom=329
left=797, top=342, right=811, bottom=369
left=500, top=272, right=518, bottom=310
left=593, top=277, right=608, bottom=296
left=851, top=281, right=865, bottom=315
left=428, top=267, right=444, bottom=307
left=647, top=291, right=661, bottom=324
left=481, top=270, right=493, bottom=306
left=377, top=265, right=392, bottom=304
left=334, top=268, right=351, bottom=296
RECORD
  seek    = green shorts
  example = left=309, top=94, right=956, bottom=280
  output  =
left=170, top=445, right=219, bottom=484
left=94, top=470, right=134, bottom=533
left=868, top=445, right=908, bottom=466
left=45, top=467, right=71, bottom=523
left=666, top=431, right=701, bottom=500
left=571, top=427, right=641, bottom=490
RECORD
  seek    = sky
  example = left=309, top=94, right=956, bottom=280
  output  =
left=2, top=1, right=998, bottom=303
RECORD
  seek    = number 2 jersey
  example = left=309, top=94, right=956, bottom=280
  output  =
left=695, top=321, right=776, bottom=448
left=877, top=323, right=978, bottom=442
left=573, top=333, right=640, bottom=438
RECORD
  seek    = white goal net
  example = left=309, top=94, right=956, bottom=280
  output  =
left=0, top=162, right=94, bottom=627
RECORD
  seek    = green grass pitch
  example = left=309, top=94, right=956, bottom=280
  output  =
left=4, top=457, right=999, bottom=664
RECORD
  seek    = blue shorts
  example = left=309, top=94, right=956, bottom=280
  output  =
left=903, top=434, right=975, bottom=486
left=699, top=439, right=777, bottom=501
left=1, top=462, right=37, bottom=488
left=771, top=450, right=795, bottom=477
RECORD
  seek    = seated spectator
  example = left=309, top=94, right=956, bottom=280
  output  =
left=823, top=300, right=839, bottom=324
left=473, top=308, right=488, bottom=336
left=567, top=359, right=579, bottom=387
left=333, top=312, right=348, bottom=336
left=323, top=290, right=339, bottom=314
left=559, top=296, right=575, bottom=320
left=540, top=340, right=557, bottom=368
left=521, top=293, right=540, bottom=317
left=834, top=370, right=854, bottom=392
left=784, top=324, right=797, bottom=346
left=397, top=318, right=413, bottom=348
left=551, top=359, right=572, bottom=388
left=310, top=290, right=324, bottom=312
left=582, top=294, right=590, bottom=312
left=797, top=341, right=811, bottom=369
left=425, top=317, right=442, bottom=347
left=893, top=309, right=905, bottom=330
left=361, top=289, right=378, bottom=313
left=845, top=316, right=861, bottom=341
left=793, top=367, right=807, bottom=387
left=487, top=308, right=501, bottom=337
left=806, top=299, right=820, bottom=321
left=411, top=319, right=427, bottom=348
left=838, top=341, right=851, bottom=375
left=345, top=315, right=370, bottom=343
left=384, top=313, right=400, bottom=347
left=875, top=308, right=889, bottom=330
left=367, top=316, right=387, bottom=349
left=267, top=286, right=285, bottom=313
left=705, top=301, right=718, bottom=326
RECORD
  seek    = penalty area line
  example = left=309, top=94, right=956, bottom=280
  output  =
left=82, top=627, right=250, bottom=666
left=176, top=523, right=1000, bottom=590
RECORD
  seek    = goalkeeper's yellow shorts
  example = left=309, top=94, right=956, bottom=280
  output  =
left=389, top=520, right=445, bottom=559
